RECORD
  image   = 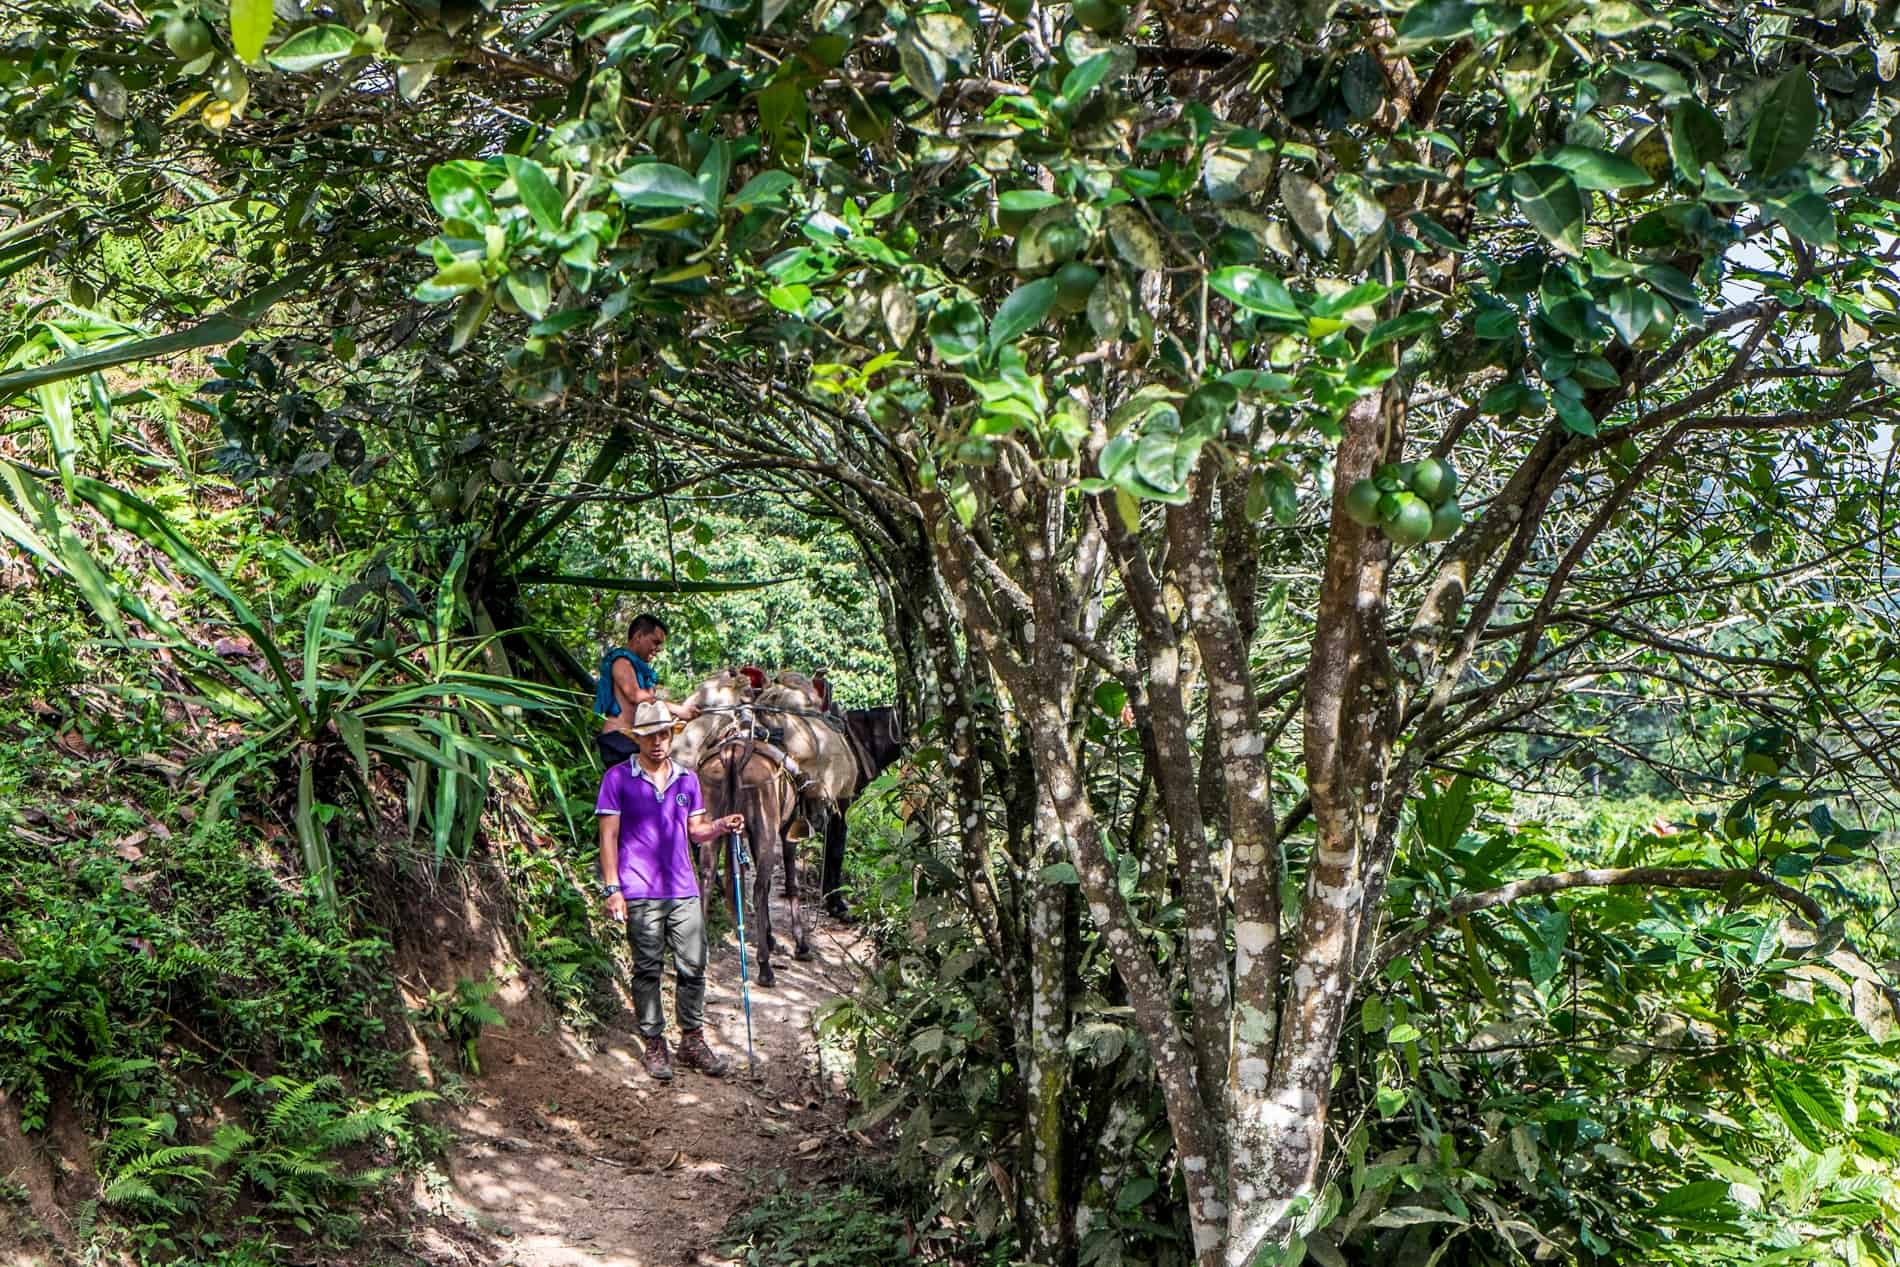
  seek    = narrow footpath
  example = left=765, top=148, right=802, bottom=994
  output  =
left=414, top=899, right=869, bottom=1267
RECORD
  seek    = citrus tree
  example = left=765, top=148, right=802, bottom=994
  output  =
left=6, top=0, right=1900, bottom=1263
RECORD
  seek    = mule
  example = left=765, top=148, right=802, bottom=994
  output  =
left=696, top=733, right=806, bottom=988
left=820, top=705, right=907, bottom=917
left=672, top=669, right=753, bottom=770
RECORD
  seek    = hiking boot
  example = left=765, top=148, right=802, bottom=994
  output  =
left=641, top=1034, right=673, bottom=1082
left=675, top=1029, right=730, bottom=1077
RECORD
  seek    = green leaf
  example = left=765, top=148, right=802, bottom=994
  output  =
left=1333, top=186, right=1387, bottom=243
left=1546, top=146, right=1652, bottom=191
left=1510, top=165, right=1584, bottom=256
left=414, top=258, right=485, bottom=303
left=1771, top=193, right=1836, bottom=247
left=1000, top=190, right=1065, bottom=213
left=336, top=712, right=370, bottom=778
left=1768, top=1083, right=1828, bottom=1151
left=731, top=170, right=796, bottom=209
left=1371, top=1206, right=1467, bottom=1229
left=1618, top=60, right=1692, bottom=102
left=1640, top=263, right=1698, bottom=304
left=1039, top=862, right=1080, bottom=885
left=1364, top=310, right=1439, bottom=352
left=1105, top=204, right=1167, bottom=269
left=448, top=289, right=493, bottom=353
left=505, top=157, right=564, bottom=233
left=1264, top=468, right=1298, bottom=525
left=1209, top=266, right=1301, bottom=320
left=1748, top=74, right=1818, bottom=180
left=428, top=164, right=493, bottom=224
left=1061, top=53, right=1115, bottom=104
left=1527, top=906, right=1570, bottom=985
left=1386, top=1023, right=1422, bottom=1044
left=928, top=299, right=985, bottom=363
left=1133, top=426, right=1200, bottom=495
left=1397, top=0, right=1478, bottom=43
left=989, top=278, right=1058, bottom=348
left=1474, top=306, right=1519, bottom=341
left=0, top=275, right=307, bottom=398
left=297, top=753, right=338, bottom=907
left=895, top=12, right=971, bottom=103
left=1651, top=1181, right=1733, bottom=1218
left=1572, top=356, right=1620, bottom=389
left=611, top=163, right=707, bottom=209
left=230, top=0, right=273, bottom=63
left=266, top=24, right=357, bottom=73
left=70, top=476, right=308, bottom=727
left=301, top=589, right=331, bottom=709
left=1668, top=99, right=1726, bottom=179
left=1606, top=283, right=1655, bottom=345
left=0, top=462, right=129, bottom=639
left=1554, top=391, right=1597, bottom=436
left=504, top=268, right=551, bottom=320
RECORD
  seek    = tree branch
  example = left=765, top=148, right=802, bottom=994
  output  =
left=1368, top=866, right=1826, bottom=974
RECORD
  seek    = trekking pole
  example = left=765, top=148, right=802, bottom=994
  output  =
left=729, top=830, right=757, bottom=1075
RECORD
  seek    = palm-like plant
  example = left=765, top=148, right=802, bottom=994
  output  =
left=0, top=460, right=566, bottom=908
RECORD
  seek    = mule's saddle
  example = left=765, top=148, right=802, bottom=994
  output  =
left=703, top=710, right=826, bottom=839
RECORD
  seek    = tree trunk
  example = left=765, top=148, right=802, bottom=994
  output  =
left=1234, top=389, right=1402, bottom=1264
left=1024, top=791, right=1075, bottom=1264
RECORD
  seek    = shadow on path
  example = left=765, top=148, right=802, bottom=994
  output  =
left=414, top=892, right=868, bottom=1267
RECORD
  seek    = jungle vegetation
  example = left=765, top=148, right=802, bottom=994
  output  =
left=2, top=0, right=1900, bottom=1264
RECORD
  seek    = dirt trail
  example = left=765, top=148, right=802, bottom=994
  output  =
left=416, top=899, right=869, bottom=1267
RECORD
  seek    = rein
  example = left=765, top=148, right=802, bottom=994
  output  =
left=689, top=702, right=845, bottom=725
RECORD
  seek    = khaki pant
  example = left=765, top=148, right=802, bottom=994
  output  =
left=626, top=897, right=706, bottom=1037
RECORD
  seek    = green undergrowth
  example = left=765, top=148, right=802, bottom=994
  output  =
left=0, top=583, right=629, bottom=1263
left=0, top=691, right=431, bottom=1261
left=718, top=1168, right=917, bottom=1266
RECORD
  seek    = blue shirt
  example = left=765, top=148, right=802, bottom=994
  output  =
left=594, top=649, right=659, bottom=717
left=596, top=761, right=703, bottom=900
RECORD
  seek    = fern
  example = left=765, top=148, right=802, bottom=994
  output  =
left=263, top=1073, right=340, bottom=1138
left=100, top=1175, right=170, bottom=1210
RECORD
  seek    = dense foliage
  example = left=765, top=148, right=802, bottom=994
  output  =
left=4, top=0, right=1900, bottom=1264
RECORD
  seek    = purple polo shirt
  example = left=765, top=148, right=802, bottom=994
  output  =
left=596, top=760, right=704, bottom=900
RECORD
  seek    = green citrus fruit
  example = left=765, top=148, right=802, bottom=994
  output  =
left=165, top=14, right=213, bottom=61
left=1040, top=221, right=1088, bottom=268
left=1003, top=0, right=1034, bottom=20
left=1054, top=261, right=1100, bottom=312
left=1376, top=491, right=1403, bottom=522
left=1408, top=457, right=1458, bottom=504
left=1385, top=494, right=1432, bottom=547
left=1073, top=0, right=1123, bottom=33
left=1344, top=479, right=1381, bottom=526
left=429, top=480, right=458, bottom=511
left=1427, top=499, right=1463, bottom=542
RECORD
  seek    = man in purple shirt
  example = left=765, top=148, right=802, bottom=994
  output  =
left=597, top=701, right=744, bottom=1080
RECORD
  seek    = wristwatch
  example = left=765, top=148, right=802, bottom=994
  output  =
left=600, top=881, right=621, bottom=897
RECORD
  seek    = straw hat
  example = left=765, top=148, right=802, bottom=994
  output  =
left=629, top=701, right=680, bottom=736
